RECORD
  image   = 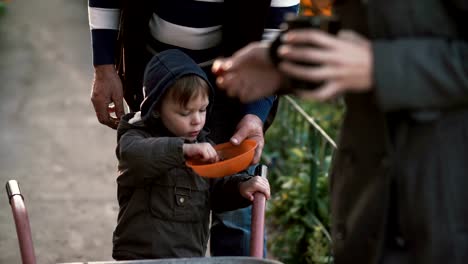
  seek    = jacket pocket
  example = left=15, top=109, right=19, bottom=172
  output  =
left=149, top=175, right=210, bottom=223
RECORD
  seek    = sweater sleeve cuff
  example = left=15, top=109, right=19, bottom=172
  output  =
left=91, top=29, right=119, bottom=65
left=262, top=4, right=299, bottom=41
left=242, top=96, right=276, bottom=122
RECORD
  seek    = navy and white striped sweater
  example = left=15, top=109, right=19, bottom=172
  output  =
left=88, top=0, right=299, bottom=66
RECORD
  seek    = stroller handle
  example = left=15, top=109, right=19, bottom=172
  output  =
left=250, top=165, right=268, bottom=258
left=5, top=180, right=37, bottom=264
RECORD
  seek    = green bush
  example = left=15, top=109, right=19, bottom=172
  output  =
left=0, top=2, right=6, bottom=16
left=263, top=97, right=343, bottom=263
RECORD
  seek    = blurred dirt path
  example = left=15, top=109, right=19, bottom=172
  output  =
left=0, top=0, right=118, bottom=263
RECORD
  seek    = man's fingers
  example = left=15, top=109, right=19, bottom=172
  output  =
left=337, top=30, right=368, bottom=45
left=112, top=98, right=125, bottom=119
left=92, top=97, right=119, bottom=129
left=231, top=114, right=264, bottom=163
left=212, top=59, right=222, bottom=74
left=236, top=78, right=258, bottom=103
left=96, top=111, right=118, bottom=129
left=92, top=96, right=110, bottom=123
left=108, top=118, right=119, bottom=129
left=95, top=111, right=109, bottom=125
left=212, top=59, right=229, bottom=75
left=217, top=72, right=268, bottom=103
left=230, top=126, right=248, bottom=145
left=217, top=72, right=239, bottom=96
left=279, top=61, right=338, bottom=84
left=252, top=142, right=263, bottom=164
left=105, top=102, right=121, bottom=129
left=278, top=44, right=339, bottom=65
left=285, top=29, right=342, bottom=49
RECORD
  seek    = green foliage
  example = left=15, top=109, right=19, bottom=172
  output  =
left=263, top=97, right=343, bottom=263
left=306, top=225, right=333, bottom=264
left=0, top=2, right=6, bottom=16
left=294, top=98, right=344, bottom=139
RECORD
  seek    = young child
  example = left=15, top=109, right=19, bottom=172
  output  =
left=113, top=49, right=270, bottom=260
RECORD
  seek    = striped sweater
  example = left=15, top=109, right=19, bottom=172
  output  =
left=88, top=0, right=299, bottom=66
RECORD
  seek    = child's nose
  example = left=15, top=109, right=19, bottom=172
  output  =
left=191, top=113, right=202, bottom=125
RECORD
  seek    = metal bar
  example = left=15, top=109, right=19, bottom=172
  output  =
left=6, top=180, right=37, bottom=264
left=250, top=165, right=268, bottom=258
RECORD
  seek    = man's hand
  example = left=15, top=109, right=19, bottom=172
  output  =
left=212, top=42, right=284, bottom=103
left=91, top=64, right=125, bottom=129
left=230, top=114, right=265, bottom=164
left=278, top=29, right=373, bottom=101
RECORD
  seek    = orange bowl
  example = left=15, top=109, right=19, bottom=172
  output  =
left=186, top=139, right=257, bottom=178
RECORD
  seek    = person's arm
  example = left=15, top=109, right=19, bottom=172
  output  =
left=232, top=1, right=299, bottom=163
left=89, top=0, right=121, bottom=65
left=242, top=97, right=276, bottom=123
left=117, top=129, right=185, bottom=186
left=210, top=173, right=253, bottom=213
left=261, top=0, right=300, bottom=42
left=211, top=174, right=271, bottom=212
left=88, top=0, right=125, bottom=129
left=213, top=42, right=286, bottom=102
left=373, top=38, right=468, bottom=112
left=274, top=30, right=468, bottom=113
left=241, top=0, right=299, bottom=120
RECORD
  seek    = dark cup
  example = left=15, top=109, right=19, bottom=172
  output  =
left=269, top=14, right=341, bottom=91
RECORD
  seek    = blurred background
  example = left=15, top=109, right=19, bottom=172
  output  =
left=0, top=0, right=118, bottom=263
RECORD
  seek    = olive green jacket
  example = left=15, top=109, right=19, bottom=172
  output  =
left=331, top=0, right=468, bottom=263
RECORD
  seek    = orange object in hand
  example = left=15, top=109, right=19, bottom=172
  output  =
left=186, top=139, right=257, bottom=178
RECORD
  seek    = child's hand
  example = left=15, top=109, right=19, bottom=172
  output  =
left=239, top=176, right=271, bottom=201
left=183, top=143, right=219, bottom=163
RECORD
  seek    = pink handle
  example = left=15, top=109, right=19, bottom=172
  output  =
left=7, top=180, right=37, bottom=264
left=250, top=165, right=268, bottom=258
left=250, top=192, right=266, bottom=258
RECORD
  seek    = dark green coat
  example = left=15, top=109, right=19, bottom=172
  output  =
left=331, top=0, right=468, bottom=263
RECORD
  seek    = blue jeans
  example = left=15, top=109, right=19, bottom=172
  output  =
left=210, top=165, right=267, bottom=257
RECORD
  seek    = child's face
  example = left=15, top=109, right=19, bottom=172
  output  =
left=159, top=93, right=209, bottom=141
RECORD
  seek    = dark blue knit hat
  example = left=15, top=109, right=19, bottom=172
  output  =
left=140, top=49, right=214, bottom=121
